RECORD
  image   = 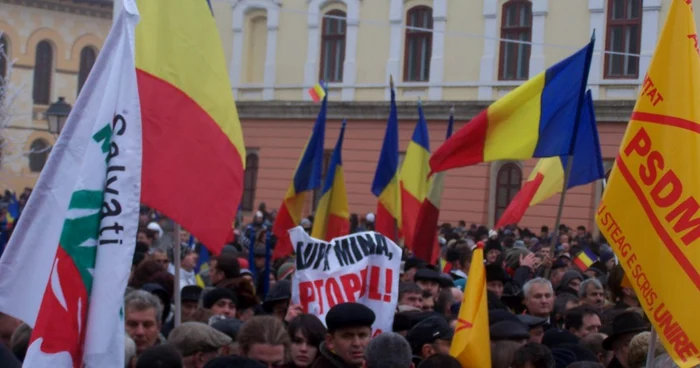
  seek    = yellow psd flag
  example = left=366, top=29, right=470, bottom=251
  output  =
left=449, top=243, right=491, bottom=367
left=596, top=0, right=700, bottom=366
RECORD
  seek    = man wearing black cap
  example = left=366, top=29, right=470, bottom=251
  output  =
left=405, top=315, right=453, bottom=365
left=414, top=268, right=452, bottom=299
left=312, top=303, right=375, bottom=368
left=203, top=288, right=237, bottom=319
left=485, top=264, right=506, bottom=298
left=603, top=311, right=648, bottom=368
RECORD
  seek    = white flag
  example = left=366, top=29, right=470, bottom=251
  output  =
left=0, top=2, right=141, bottom=367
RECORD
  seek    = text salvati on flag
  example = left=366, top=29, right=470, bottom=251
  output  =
left=135, top=0, right=245, bottom=254
left=495, top=90, right=605, bottom=229
left=290, top=227, right=401, bottom=336
left=596, top=0, right=700, bottom=366
left=0, top=4, right=142, bottom=367
left=272, top=93, right=327, bottom=259
left=371, top=86, right=401, bottom=241
left=429, top=39, right=594, bottom=174
left=311, top=121, right=350, bottom=241
left=400, top=103, right=431, bottom=250
left=450, top=242, right=491, bottom=367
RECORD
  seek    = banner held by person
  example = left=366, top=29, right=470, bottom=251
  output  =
left=596, top=0, right=700, bottom=366
left=290, top=227, right=401, bottom=336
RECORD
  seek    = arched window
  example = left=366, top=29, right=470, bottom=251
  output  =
left=29, top=139, right=50, bottom=172
left=32, top=40, right=53, bottom=105
left=494, top=163, right=522, bottom=224
left=77, top=46, right=97, bottom=95
left=0, top=35, right=8, bottom=79
left=404, top=6, right=433, bottom=82
left=499, top=0, right=532, bottom=81
left=320, top=10, right=347, bottom=83
left=244, top=11, right=268, bottom=84
left=604, top=0, right=641, bottom=78
left=241, top=152, right=259, bottom=212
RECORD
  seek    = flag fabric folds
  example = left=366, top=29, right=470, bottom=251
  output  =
left=400, top=103, right=431, bottom=250
left=596, top=1, right=700, bottom=366
left=412, top=111, right=454, bottom=263
left=495, top=91, right=604, bottom=229
left=135, top=0, right=245, bottom=255
left=574, top=247, right=598, bottom=271
left=311, top=121, right=350, bottom=241
left=371, top=87, right=401, bottom=240
left=308, top=82, right=326, bottom=102
left=0, top=4, right=142, bottom=367
left=272, top=94, right=328, bottom=259
left=450, top=242, right=491, bottom=367
left=430, top=40, right=594, bottom=174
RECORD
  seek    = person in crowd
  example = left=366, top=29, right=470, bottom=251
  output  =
left=9, top=322, right=30, bottom=362
left=523, top=278, right=555, bottom=327
left=0, top=312, right=21, bottom=347
left=406, top=315, right=453, bottom=365
left=579, top=278, right=605, bottom=309
left=553, top=293, right=580, bottom=328
left=151, top=248, right=171, bottom=269
left=203, top=288, right=238, bottom=319
left=263, top=279, right=292, bottom=320
left=420, top=289, right=435, bottom=312
left=363, top=332, right=413, bottom=368
left=286, top=314, right=327, bottom=368
left=512, top=342, right=555, bottom=368
left=125, top=290, right=165, bottom=355
left=415, top=354, right=461, bottom=368
left=401, top=258, right=426, bottom=283
left=203, top=356, right=267, bottom=368
left=580, top=333, right=613, bottom=367
left=602, top=311, right=648, bottom=368
left=626, top=331, right=665, bottom=368
left=607, top=265, right=640, bottom=311
left=564, top=306, right=602, bottom=339
left=238, top=316, right=290, bottom=367
left=484, top=238, right=503, bottom=265
left=211, top=318, right=244, bottom=355
left=125, top=335, right=137, bottom=368
left=398, top=282, right=423, bottom=310
left=210, top=254, right=241, bottom=287
left=486, top=264, right=506, bottom=298
left=181, top=285, right=204, bottom=321
left=135, top=343, right=183, bottom=368
left=312, top=303, right=375, bottom=368
left=180, top=246, right=199, bottom=289
left=413, top=268, right=444, bottom=299
left=491, top=340, right=524, bottom=368
left=168, top=322, right=232, bottom=368
left=137, top=227, right=156, bottom=248
left=518, top=315, right=548, bottom=345
left=557, top=270, right=584, bottom=295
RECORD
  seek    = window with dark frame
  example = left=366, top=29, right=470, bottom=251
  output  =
left=320, top=10, right=347, bottom=83
left=403, top=6, right=433, bottom=82
left=32, top=40, right=53, bottom=105
left=494, top=163, right=523, bottom=224
left=0, top=36, right=7, bottom=80
left=604, top=0, right=642, bottom=79
left=241, top=152, right=259, bottom=212
left=29, top=139, right=50, bottom=172
left=77, top=47, right=97, bottom=95
left=312, top=150, right=334, bottom=211
left=499, top=0, right=532, bottom=81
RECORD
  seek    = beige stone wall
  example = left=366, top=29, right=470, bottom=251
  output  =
left=0, top=1, right=111, bottom=192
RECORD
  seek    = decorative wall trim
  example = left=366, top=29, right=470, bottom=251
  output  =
left=478, top=0, right=498, bottom=100
left=529, top=0, right=548, bottom=76
left=231, top=0, right=280, bottom=100
left=304, top=0, right=361, bottom=101
left=1, top=0, right=113, bottom=19
left=234, top=99, right=635, bottom=122
left=588, top=0, right=605, bottom=99
left=639, top=0, right=661, bottom=80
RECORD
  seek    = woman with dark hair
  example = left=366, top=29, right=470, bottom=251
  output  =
left=286, top=314, right=327, bottom=367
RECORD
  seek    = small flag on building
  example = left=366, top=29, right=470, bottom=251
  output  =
left=574, top=247, right=599, bottom=271
left=308, top=82, right=326, bottom=102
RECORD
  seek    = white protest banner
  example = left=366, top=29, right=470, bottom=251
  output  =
left=290, top=227, right=401, bottom=336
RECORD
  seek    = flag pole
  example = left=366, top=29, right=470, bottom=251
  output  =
left=548, top=32, right=595, bottom=260
left=645, top=328, right=658, bottom=367
left=390, top=75, right=399, bottom=243
left=173, top=222, right=182, bottom=327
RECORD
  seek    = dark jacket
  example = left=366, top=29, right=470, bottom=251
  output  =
left=607, top=357, right=624, bottom=368
left=310, top=342, right=358, bottom=368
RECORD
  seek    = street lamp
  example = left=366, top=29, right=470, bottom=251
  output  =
left=45, top=97, right=72, bottom=136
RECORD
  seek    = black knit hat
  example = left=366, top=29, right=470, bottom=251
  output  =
left=202, top=288, right=237, bottom=309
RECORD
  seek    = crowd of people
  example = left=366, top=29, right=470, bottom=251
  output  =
left=0, top=199, right=687, bottom=368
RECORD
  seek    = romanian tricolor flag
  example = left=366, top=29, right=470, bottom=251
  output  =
left=413, top=109, right=454, bottom=264
left=495, top=91, right=604, bottom=229
left=371, top=85, right=401, bottom=240
left=430, top=39, right=594, bottom=174
left=135, top=0, right=245, bottom=254
left=400, top=103, right=431, bottom=250
left=308, top=82, right=326, bottom=102
left=574, top=247, right=598, bottom=271
left=311, top=121, right=349, bottom=241
left=272, top=92, right=328, bottom=259
left=450, top=242, right=491, bottom=367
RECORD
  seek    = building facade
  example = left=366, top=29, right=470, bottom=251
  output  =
left=0, top=0, right=112, bottom=192
left=2, top=0, right=685, bottom=232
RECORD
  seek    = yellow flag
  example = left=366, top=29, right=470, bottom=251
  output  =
left=596, top=1, right=700, bottom=366
left=449, top=244, right=491, bottom=367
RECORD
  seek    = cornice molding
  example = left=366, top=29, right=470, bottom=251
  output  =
left=0, top=0, right=112, bottom=19
left=236, top=100, right=635, bottom=123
